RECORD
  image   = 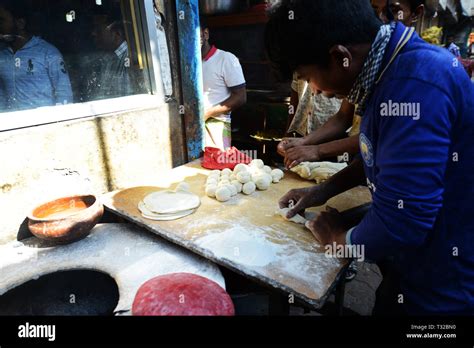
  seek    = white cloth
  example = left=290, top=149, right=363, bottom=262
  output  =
left=202, top=49, right=246, bottom=123
left=155, top=12, right=173, bottom=96
left=288, top=74, right=342, bottom=136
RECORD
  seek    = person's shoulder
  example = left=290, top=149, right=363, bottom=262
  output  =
left=388, top=35, right=469, bottom=93
left=35, top=37, right=64, bottom=58
left=217, top=49, right=240, bottom=64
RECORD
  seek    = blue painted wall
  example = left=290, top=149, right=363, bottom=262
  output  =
left=176, top=0, right=205, bottom=161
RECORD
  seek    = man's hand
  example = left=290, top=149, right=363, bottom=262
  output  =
left=306, top=206, right=347, bottom=246
left=284, top=145, right=321, bottom=169
left=279, top=185, right=329, bottom=219
left=277, top=137, right=305, bottom=157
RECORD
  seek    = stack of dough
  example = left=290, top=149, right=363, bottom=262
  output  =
left=138, top=182, right=200, bottom=220
left=290, top=161, right=347, bottom=184
left=205, top=160, right=285, bottom=202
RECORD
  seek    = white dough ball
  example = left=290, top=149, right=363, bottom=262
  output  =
left=255, top=176, right=271, bottom=191
left=221, top=168, right=232, bottom=176
left=215, top=187, right=232, bottom=202
left=271, top=169, right=284, bottom=183
left=234, top=163, right=249, bottom=174
left=226, top=184, right=238, bottom=197
left=262, top=165, right=272, bottom=174
left=220, top=174, right=230, bottom=180
left=211, top=170, right=221, bottom=176
left=176, top=182, right=190, bottom=192
left=242, top=182, right=256, bottom=195
left=236, top=171, right=251, bottom=184
left=231, top=180, right=243, bottom=193
left=205, top=185, right=218, bottom=198
left=206, top=178, right=218, bottom=186
left=250, top=159, right=264, bottom=169
left=251, top=171, right=265, bottom=183
left=218, top=180, right=230, bottom=187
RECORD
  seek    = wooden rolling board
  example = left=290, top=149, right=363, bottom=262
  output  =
left=102, top=160, right=372, bottom=309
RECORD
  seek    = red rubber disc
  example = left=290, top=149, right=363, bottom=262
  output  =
left=132, top=273, right=235, bottom=316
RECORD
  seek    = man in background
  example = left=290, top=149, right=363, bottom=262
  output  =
left=200, top=16, right=247, bottom=150
left=0, top=1, right=73, bottom=112
left=84, top=16, right=134, bottom=101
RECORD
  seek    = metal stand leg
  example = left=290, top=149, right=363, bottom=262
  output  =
left=335, top=271, right=347, bottom=316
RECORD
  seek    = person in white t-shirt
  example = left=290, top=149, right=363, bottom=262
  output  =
left=200, top=16, right=247, bottom=150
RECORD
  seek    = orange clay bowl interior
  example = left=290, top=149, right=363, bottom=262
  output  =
left=27, top=195, right=104, bottom=244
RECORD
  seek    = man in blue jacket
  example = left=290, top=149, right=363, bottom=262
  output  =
left=267, top=0, right=474, bottom=315
left=0, top=1, right=73, bottom=112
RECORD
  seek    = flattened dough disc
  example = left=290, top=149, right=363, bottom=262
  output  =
left=138, top=201, right=195, bottom=221
left=143, top=190, right=200, bottom=214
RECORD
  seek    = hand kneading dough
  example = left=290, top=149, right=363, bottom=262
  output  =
left=216, top=187, right=232, bottom=202
left=236, top=171, right=251, bottom=184
left=242, top=182, right=256, bottom=195
left=205, top=185, right=218, bottom=198
left=277, top=207, right=307, bottom=225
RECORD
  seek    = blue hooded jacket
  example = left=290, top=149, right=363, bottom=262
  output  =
left=351, top=23, right=474, bottom=315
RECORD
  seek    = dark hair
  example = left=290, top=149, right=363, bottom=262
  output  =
left=406, top=0, right=425, bottom=11
left=107, top=20, right=126, bottom=37
left=265, top=0, right=382, bottom=80
left=199, top=15, right=208, bottom=30
left=0, top=0, right=31, bottom=21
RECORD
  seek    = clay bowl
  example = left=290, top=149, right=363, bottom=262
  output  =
left=27, top=195, right=104, bottom=245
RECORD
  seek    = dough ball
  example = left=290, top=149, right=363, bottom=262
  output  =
left=242, top=182, right=256, bottom=195
left=236, top=171, right=251, bottom=184
left=221, top=168, right=232, bottom=176
left=271, top=169, right=284, bottom=183
left=176, top=182, right=190, bottom=192
left=218, top=180, right=230, bottom=187
left=211, top=170, right=221, bottom=176
left=215, top=187, right=232, bottom=202
left=233, top=163, right=249, bottom=174
left=229, top=173, right=236, bottom=181
left=255, top=176, right=271, bottom=191
left=205, top=185, right=218, bottom=198
left=262, top=166, right=272, bottom=174
left=206, top=177, right=218, bottom=186
left=251, top=171, right=265, bottom=183
left=231, top=180, right=243, bottom=193
left=250, top=159, right=264, bottom=169
left=220, top=174, right=230, bottom=181
left=226, top=184, right=238, bottom=197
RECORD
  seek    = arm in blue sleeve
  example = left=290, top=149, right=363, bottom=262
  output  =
left=48, top=50, right=73, bottom=105
left=351, top=79, right=454, bottom=261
